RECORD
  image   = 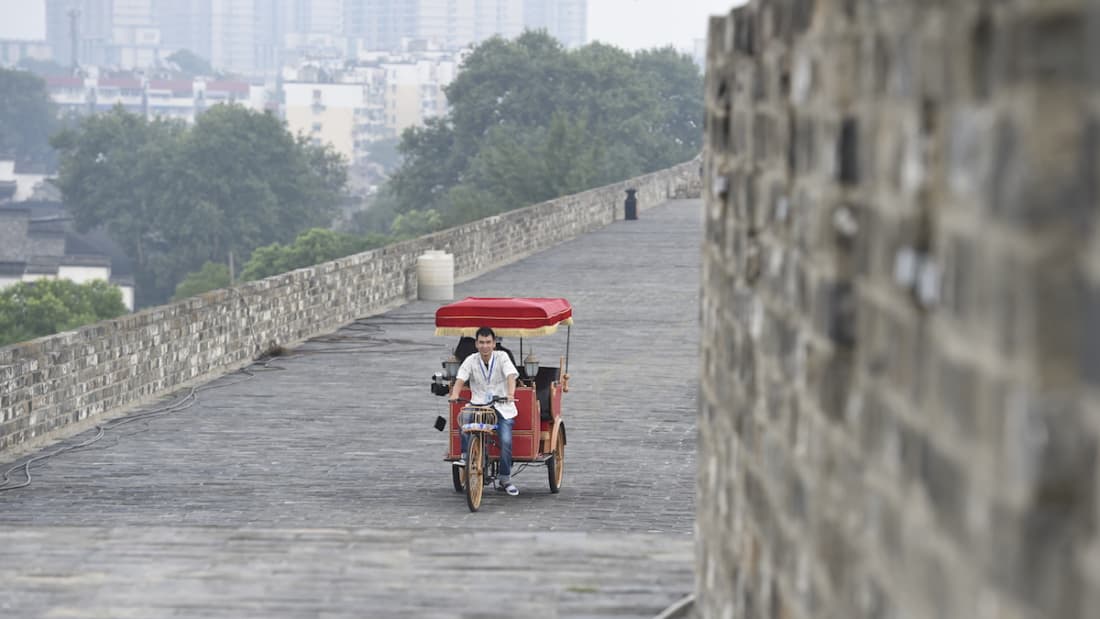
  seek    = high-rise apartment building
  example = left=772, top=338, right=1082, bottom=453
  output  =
left=45, top=0, right=112, bottom=67
left=304, top=0, right=343, bottom=35
left=524, top=0, right=585, bottom=48
left=112, top=0, right=154, bottom=27
left=473, top=0, right=522, bottom=42
left=154, top=0, right=211, bottom=61
left=344, top=0, right=529, bottom=53
left=207, top=0, right=282, bottom=76
left=107, top=0, right=162, bottom=68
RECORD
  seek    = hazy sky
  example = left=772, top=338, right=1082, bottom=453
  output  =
left=0, top=0, right=748, bottom=50
left=588, top=0, right=747, bottom=51
left=0, top=0, right=45, bottom=41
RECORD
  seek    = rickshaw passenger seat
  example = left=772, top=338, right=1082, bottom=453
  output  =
left=454, top=337, right=476, bottom=362
left=495, top=342, right=517, bottom=368
left=534, top=366, right=559, bottom=421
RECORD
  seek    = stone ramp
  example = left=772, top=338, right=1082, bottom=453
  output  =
left=0, top=200, right=703, bottom=618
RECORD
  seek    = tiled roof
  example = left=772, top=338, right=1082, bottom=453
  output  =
left=45, top=76, right=83, bottom=88
left=149, top=79, right=194, bottom=96
left=205, top=81, right=249, bottom=95
left=100, top=78, right=142, bottom=89
left=24, top=255, right=61, bottom=275
left=61, top=254, right=111, bottom=268
left=0, top=261, right=26, bottom=276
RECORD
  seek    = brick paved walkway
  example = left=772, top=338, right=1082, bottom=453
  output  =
left=0, top=199, right=702, bottom=618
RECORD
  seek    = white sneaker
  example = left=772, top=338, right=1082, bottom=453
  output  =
left=453, top=456, right=466, bottom=466
left=497, top=482, right=519, bottom=496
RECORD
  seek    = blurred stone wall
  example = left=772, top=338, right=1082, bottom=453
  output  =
left=0, top=160, right=701, bottom=457
left=699, top=0, right=1098, bottom=617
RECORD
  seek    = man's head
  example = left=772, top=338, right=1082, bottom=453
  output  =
left=475, top=326, right=496, bottom=359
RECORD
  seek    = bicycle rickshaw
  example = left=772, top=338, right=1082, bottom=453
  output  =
left=429, top=297, right=572, bottom=512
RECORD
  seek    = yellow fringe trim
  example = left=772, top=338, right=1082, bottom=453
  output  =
left=435, top=318, right=572, bottom=338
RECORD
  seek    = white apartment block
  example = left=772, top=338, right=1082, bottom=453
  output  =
left=284, top=81, right=362, bottom=161
left=44, top=73, right=266, bottom=123
left=381, top=59, right=453, bottom=135
left=282, top=53, right=458, bottom=164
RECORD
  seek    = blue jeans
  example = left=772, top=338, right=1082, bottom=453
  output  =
left=461, top=415, right=514, bottom=482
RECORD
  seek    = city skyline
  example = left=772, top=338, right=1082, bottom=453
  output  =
left=0, top=0, right=743, bottom=56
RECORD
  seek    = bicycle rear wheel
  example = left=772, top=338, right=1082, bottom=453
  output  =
left=465, top=434, right=484, bottom=512
left=548, top=427, right=565, bottom=493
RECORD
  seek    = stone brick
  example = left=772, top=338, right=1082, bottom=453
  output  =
left=1005, top=11, right=1089, bottom=84
left=991, top=108, right=1096, bottom=231
left=1081, top=278, right=1100, bottom=387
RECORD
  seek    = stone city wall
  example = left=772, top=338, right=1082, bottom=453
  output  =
left=0, top=161, right=700, bottom=457
left=699, top=1, right=1099, bottom=618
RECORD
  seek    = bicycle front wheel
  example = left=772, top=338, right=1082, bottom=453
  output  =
left=465, top=434, right=484, bottom=512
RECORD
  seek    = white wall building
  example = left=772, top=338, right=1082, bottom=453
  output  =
left=0, top=161, right=49, bottom=203
left=0, top=205, right=135, bottom=311
left=282, top=52, right=459, bottom=164
left=44, top=73, right=266, bottom=122
left=284, top=81, right=363, bottom=161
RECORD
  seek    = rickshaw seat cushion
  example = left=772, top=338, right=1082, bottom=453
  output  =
left=454, top=337, right=476, bottom=362
left=534, top=367, right=559, bottom=421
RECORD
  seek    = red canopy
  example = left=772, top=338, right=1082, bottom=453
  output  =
left=434, top=297, right=573, bottom=337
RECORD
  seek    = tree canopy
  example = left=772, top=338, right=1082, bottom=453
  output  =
left=380, top=32, right=703, bottom=231
left=0, top=279, right=127, bottom=347
left=51, top=105, right=347, bottom=307
left=165, top=49, right=216, bottom=77
left=0, top=67, right=60, bottom=166
left=172, top=261, right=231, bottom=301
left=239, top=228, right=387, bottom=282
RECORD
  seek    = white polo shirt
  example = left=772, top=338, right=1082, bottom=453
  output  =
left=456, top=350, right=519, bottom=419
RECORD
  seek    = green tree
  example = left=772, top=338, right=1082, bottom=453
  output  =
left=172, top=261, right=231, bottom=301
left=240, top=228, right=385, bottom=281
left=0, top=279, right=127, bottom=347
left=391, top=209, right=444, bottom=238
left=51, top=108, right=187, bottom=305
left=366, top=137, right=401, bottom=172
left=383, top=31, right=703, bottom=230
left=165, top=105, right=345, bottom=285
left=52, top=105, right=348, bottom=307
left=387, top=118, right=460, bottom=216
left=165, top=49, right=215, bottom=77
left=0, top=67, right=59, bottom=165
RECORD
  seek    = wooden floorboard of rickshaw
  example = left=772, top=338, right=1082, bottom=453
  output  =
left=0, top=199, right=703, bottom=618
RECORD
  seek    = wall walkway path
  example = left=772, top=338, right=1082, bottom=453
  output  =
left=0, top=199, right=703, bottom=619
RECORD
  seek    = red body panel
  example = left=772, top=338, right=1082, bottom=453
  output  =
left=447, top=387, right=539, bottom=460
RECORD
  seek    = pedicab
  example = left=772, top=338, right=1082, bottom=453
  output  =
left=429, top=297, right=572, bottom=512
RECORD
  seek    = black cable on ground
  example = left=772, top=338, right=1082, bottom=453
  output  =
left=0, top=366, right=258, bottom=493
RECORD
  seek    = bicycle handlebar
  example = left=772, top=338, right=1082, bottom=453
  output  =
left=448, top=395, right=512, bottom=406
